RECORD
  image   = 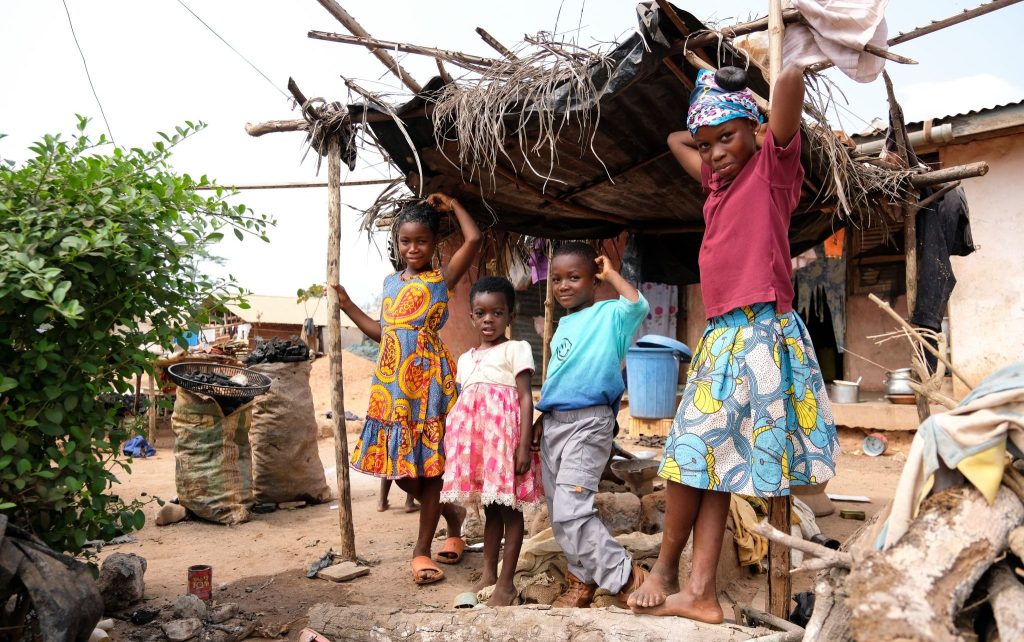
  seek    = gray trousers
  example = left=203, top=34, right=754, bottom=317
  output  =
left=540, top=405, right=632, bottom=593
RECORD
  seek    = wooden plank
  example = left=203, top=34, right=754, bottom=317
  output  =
left=888, top=0, right=1024, bottom=45
left=326, top=137, right=357, bottom=562
left=767, top=496, right=792, bottom=620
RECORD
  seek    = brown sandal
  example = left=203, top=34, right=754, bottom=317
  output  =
left=411, top=556, right=445, bottom=585
left=433, top=537, right=465, bottom=565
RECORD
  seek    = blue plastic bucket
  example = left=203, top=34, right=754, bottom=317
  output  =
left=625, top=335, right=692, bottom=419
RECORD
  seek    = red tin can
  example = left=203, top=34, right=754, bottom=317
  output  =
left=187, top=564, right=212, bottom=601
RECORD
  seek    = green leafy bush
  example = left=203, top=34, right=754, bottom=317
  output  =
left=0, top=117, right=272, bottom=554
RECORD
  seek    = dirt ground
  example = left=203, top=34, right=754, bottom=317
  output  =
left=102, top=353, right=911, bottom=640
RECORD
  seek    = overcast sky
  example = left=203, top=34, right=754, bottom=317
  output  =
left=2, top=1, right=1021, bottom=307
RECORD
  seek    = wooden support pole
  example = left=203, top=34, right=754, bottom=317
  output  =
left=193, top=179, right=398, bottom=191
left=314, top=0, right=422, bottom=93
left=326, top=136, right=357, bottom=562
left=542, top=242, right=555, bottom=381
left=147, top=372, right=157, bottom=446
left=766, top=0, right=791, bottom=619
left=767, top=0, right=785, bottom=99
left=475, top=27, right=517, bottom=60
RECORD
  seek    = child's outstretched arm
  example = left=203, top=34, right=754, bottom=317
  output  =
left=426, top=192, right=482, bottom=286
left=667, top=130, right=703, bottom=182
left=594, top=256, right=640, bottom=302
left=514, top=370, right=534, bottom=475
left=330, top=283, right=382, bottom=343
left=768, top=64, right=807, bottom=147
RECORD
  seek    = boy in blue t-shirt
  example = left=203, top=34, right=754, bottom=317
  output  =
left=532, top=242, right=650, bottom=608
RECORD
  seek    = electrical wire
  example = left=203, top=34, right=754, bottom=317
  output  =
left=61, top=0, right=115, bottom=143
left=174, top=0, right=290, bottom=100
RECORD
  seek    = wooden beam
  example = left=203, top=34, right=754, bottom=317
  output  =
left=314, top=0, right=422, bottom=93
left=909, top=162, right=988, bottom=188
left=475, top=26, right=517, bottom=60
left=668, top=9, right=802, bottom=52
left=193, top=179, right=398, bottom=191
left=434, top=58, right=453, bottom=84
left=888, top=0, right=1024, bottom=45
left=308, top=30, right=498, bottom=70
left=326, top=137, right=357, bottom=562
left=661, top=57, right=694, bottom=91
left=244, top=119, right=309, bottom=137
left=915, top=181, right=960, bottom=210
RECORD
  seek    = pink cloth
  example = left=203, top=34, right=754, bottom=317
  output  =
left=784, top=0, right=889, bottom=83
left=441, top=382, right=543, bottom=510
left=698, top=128, right=803, bottom=320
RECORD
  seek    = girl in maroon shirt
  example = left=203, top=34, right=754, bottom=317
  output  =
left=628, top=64, right=839, bottom=623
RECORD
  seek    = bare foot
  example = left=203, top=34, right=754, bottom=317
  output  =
left=473, top=573, right=498, bottom=593
left=631, top=588, right=723, bottom=624
left=627, top=567, right=680, bottom=610
left=486, top=583, right=518, bottom=607
left=376, top=500, right=390, bottom=512
left=404, top=499, right=420, bottom=513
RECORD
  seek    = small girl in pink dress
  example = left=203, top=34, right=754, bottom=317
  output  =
left=441, top=276, right=543, bottom=606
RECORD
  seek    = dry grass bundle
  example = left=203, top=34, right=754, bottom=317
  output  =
left=430, top=33, right=622, bottom=190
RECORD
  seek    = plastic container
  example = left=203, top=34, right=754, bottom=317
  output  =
left=625, top=335, right=692, bottom=419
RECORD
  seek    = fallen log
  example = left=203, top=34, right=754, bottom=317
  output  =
left=844, top=486, right=1024, bottom=642
left=306, top=604, right=768, bottom=641
left=983, top=564, right=1024, bottom=641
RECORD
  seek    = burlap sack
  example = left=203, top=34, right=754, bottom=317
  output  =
left=250, top=360, right=331, bottom=504
left=172, top=389, right=254, bottom=525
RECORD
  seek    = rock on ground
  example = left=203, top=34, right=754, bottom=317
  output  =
left=162, top=617, right=203, bottom=642
left=155, top=503, right=187, bottom=526
left=640, top=489, right=667, bottom=534
left=595, top=492, right=641, bottom=536
left=208, top=603, right=238, bottom=624
left=96, top=552, right=147, bottom=612
left=172, top=593, right=208, bottom=621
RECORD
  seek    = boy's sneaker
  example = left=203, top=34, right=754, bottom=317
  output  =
left=551, top=571, right=597, bottom=608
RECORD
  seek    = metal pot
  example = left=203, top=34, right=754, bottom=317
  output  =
left=885, top=368, right=916, bottom=396
left=830, top=380, right=860, bottom=404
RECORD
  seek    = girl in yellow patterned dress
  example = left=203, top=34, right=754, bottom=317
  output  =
left=332, top=193, right=481, bottom=585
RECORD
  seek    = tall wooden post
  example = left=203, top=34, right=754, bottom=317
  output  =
left=326, top=136, right=357, bottom=561
left=147, top=372, right=157, bottom=446
left=541, top=241, right=555, bottom=381
left=765, top=0, right=792, bottom=620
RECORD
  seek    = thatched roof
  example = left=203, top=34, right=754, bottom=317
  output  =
left=348, top=3, right=884, bottom=264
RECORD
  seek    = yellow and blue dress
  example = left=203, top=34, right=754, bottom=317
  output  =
left=658, top=303, right=838, bottom=497
left=350, top=269, right=457, bottom=479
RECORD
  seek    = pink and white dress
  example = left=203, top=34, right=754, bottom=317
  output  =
left=441, top=340, right=543, bottom=510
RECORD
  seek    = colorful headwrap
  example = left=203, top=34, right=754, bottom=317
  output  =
left=686, top=69, right=764, bottom=135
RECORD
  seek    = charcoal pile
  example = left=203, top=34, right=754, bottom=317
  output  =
left=245, top=336, right=309, bottom=365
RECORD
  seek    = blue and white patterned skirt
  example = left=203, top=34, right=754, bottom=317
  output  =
left=658, top=303, right=839, bottom=497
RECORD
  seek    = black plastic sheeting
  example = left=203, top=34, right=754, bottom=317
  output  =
left=0, top=515, right=103, bottom=642
left=353, top=3, right=839, bottom=279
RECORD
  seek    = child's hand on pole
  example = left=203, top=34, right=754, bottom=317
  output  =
left=330, top=283, right=351, bottom=306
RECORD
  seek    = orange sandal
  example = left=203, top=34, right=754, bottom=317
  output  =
left=411, top=556, right=445, bottom=585
left=433, top=537, right=465, bottom=565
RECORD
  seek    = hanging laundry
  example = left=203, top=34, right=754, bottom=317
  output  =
left=795, top=231, right=847, bottom=352
left=638, top=283, right=678, bottom=338
left=784, top=0, right=889, bottom=83
left=911, top=186, right=975, bottom=331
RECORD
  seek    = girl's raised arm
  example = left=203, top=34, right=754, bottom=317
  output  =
left=667, top=130, right=704, bottom=183
left=331, top=283, right=382, bottom=343
left=768, top=64, right=807, bottom=147
left=427, top=193, right=482, bottom=286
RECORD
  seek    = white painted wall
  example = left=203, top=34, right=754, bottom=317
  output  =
left=943, top=134, right=1024, bottom=396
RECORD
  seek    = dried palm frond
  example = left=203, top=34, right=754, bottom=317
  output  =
left=429, top=32, right=622, bottom=191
